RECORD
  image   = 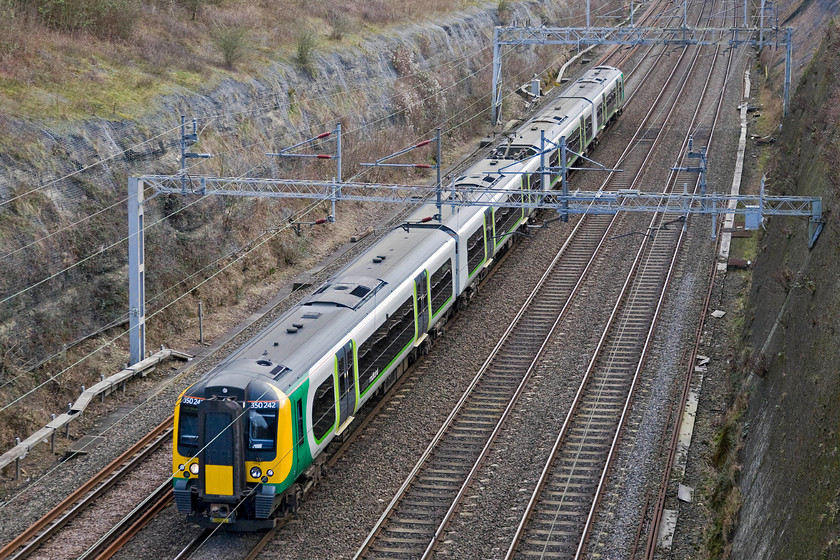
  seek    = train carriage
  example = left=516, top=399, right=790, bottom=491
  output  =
left=172, top=66, right=624, bottom=530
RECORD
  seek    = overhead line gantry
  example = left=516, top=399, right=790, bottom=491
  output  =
left=490, top=22, right=792, bottom=124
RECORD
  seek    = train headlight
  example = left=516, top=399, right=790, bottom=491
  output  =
left=178, top=464, right=185, bottom=471
left=250, top=466, right=262, bottom=479
left=189, top=463, right=200, bottom=475
left=266, top=469, right=274, bottom=477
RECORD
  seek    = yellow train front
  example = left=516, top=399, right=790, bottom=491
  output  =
left=172, top=369, right=296, bottom=530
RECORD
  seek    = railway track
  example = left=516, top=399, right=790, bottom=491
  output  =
left=352, top=209, right=615, bottom=559
left=506, top=202, right=685, bottom=559
left=0, top=419, right=172, bottom=560
left=505, top=8, right=741, bottom=559
left=347, top=0, right=750, bottom=556
left=350, top=17, right=718, bottom=558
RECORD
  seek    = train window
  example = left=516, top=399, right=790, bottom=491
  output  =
left=248, top=408, right=277, bottom=451
left=467, top=226, right=485, bottom=276
left=357, top=295, right=414, bottom=395
left=568, top=129, right=581, bottom=155
left=312, top=376, right=336, bottom=441
left=177, top=405, right=199, bottom=456
left=494, top=200, right=520, bottom=242
left=430, top=259, right=453, bottom=316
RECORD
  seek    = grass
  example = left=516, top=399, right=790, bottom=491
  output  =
left=702, top=389, right=748, bottom=559
left=0, top=0, right=477, bottom=119
left=295, top=28, right=318, bottom=77
left=0, top=51, right=168, bottom=119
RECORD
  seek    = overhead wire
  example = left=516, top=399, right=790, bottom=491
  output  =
left=0, top=12, right=569, bottom=387
left=0, top=24, right=548, bottom=409
left=0, top=123, right=183, bottom=210
left=0, top=10, right=607, bottom=513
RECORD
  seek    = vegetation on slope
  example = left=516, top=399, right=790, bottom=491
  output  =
left=702, top=18, right=840, bottom=559
left=0, top=0, right=582, bottom=471
left=0, top=0, right=480, bottom=119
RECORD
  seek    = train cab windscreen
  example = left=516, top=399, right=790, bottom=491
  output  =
left=247, top=407, right=277, bottom=451
left=178, top=404, right=199, bottom=456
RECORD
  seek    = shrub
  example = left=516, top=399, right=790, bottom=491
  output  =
left=295, top=28, right=317, bottom=76
left=212, top=24, right=248, bottom=68
left=34, top=0, right=137, bottom=39
left=327, top=9, right=351, bottom=41
left=497, top=0, right=511, bottom=24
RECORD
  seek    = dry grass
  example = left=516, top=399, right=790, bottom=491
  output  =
left=0, top=0, right=476, bottom=118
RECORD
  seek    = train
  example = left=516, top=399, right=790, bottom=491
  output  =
left=172, top=66, right=625, bottom=530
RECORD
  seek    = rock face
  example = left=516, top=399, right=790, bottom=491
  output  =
left=731, top=20, right=840, bottom=560
left=0, top=2, right=573, bottom=366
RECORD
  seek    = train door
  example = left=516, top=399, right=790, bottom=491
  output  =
left=484, top=208, right=492, bottom=257
left=415, top=271, right=429, bottom=337
left=580, top=115, right=586, bottom=148
left=335, top=341, right=355, bottom=431
left=294, top=397, right=305, bottom=473
left=198, top=398, right=245, bottom=502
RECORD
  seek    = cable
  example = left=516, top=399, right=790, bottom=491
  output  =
left=0, top=198, right=329, bottom=512
left=0, top=25, right=593, bottom=517
left=0, top=17, right=566, bottom=395
left=0, top=195, right=128, bottom=262
left=0, top=123, right=182, bottom=210
left=0, top=194, right=326, bottom=414
left=1, top=0, right=578, bottom=427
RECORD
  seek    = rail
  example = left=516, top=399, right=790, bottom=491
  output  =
left=0, top=349, right=190, bottom=477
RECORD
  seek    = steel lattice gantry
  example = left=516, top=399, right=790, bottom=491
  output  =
left=127, top=174, right=823, bottom=365
left=490, top=24, right=792, bottom=124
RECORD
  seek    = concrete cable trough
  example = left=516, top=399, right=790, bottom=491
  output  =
left=0, top=348, right=191, bottom=477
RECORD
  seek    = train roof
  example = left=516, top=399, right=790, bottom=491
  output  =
left=200, top=225, right=455, bottom=395
left=185, top=65, right=623, bottom=400
left=402, top=66, right=624, bottom=227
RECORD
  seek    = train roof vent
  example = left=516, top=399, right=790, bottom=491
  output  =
left=350, top=285, right=371, bottom=298
left=270, top=364, right=291, bottom=379
left=302, top=311, right=322, bottom=320
left=303, top=276, right=385, bottom=309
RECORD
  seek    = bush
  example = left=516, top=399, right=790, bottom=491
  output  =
left=212, top=24, right=248, bottom=68
left=295, top=28, right=317, bottom=76
left=34, top=0, right=137, bottom=39
left=327, top=9, right=351, bottom=41
left=497, top=0, right=512, bottom=24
